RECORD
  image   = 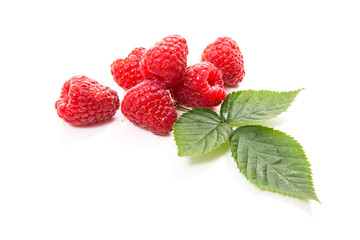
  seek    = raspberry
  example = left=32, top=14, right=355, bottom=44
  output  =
left=171, top=62, right=226, bottom=108
left=111, top=47, right=146, bottom=90
left=201, top=37, right=245, bottom=85
left=121, top=80, right=177, bottom=135
left=140, top=35, right=188, bottom=89
left=55, top=75, right=120, bottom=126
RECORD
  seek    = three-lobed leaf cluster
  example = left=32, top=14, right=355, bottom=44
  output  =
left=173, top=89, right=319, bottom=202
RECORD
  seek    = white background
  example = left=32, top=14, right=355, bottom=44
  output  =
left=0, top=0, right=359, bottom=239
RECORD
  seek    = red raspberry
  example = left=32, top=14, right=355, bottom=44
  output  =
left=140, top=35, right=188, bottom=89
left=201, top=37, right=245, bottom=85
left=121, top=80, right=177, bottom=135
left=55, top=75, right=120, bottom=126
left=171, top=62, right=226, bottom=108
left=110, top=47, right=146, bottom=90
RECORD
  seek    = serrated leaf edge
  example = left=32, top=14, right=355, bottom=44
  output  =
left=230, top=125, right=320, bottom=202
left=221, top=89, right=303, bottom=126
left=173, top=109, right=233, bottom=157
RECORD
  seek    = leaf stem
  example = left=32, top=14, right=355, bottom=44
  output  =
left=174, top=103, right=191, bottom=112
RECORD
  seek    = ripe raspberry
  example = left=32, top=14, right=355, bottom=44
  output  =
left=140, top=35, right=188, bottom=89
left=111, top=47, right=146, bottom=90
left=201, top=37, right=245, bottom=85
left=171, top=62, right=226, bottom=108
left=55, top=75, right=120, bottom=126
left=121, top=80, right=177, bottom=135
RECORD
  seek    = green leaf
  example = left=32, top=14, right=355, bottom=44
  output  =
left=173, top=108, right=233, bottom=157
left=229, top=125, right=319, bottom=201
left=220, top=89, right=302, bottom=126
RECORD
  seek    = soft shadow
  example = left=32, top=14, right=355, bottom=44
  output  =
left=59, top=115, right=117, bottom=144
left=75, top=116, right=117, bottom=128
left=108, top=117, right=173, bottom=147
left=172, top=141, right=231, bottom=178
left=188, top=141, right=230, bottom=165
left=261, top=115, right=288, bottom=128
left=224, top=83, right=240, bottom=90
left=259, top=187, right=314, bottom=214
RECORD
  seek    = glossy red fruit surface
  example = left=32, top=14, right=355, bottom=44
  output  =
left=111, top=47, right=146, bottom=90
left=171, top=62, right=226, bottom=108
left=140, top=35, right=188, bottom=89
left=201, top=37, right=245, bottom=85
left=121, top=80, right=177, bottom=135
left=55, top=75, right=120, bottom=126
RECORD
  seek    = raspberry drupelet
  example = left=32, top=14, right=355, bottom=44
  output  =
left=55, top=75, right=120, bottom=126
left=121, top=80, right=177, bottom=135
left=111, top=47, right=146, bottom=90
left=140, top=35, right=188, bottom=89
left=171, top=62, right=226, bottom=108
left=201, top=37, right=245, bottom=86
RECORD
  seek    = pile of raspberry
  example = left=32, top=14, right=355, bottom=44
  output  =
left=55, top=35, right=245, bottom=135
